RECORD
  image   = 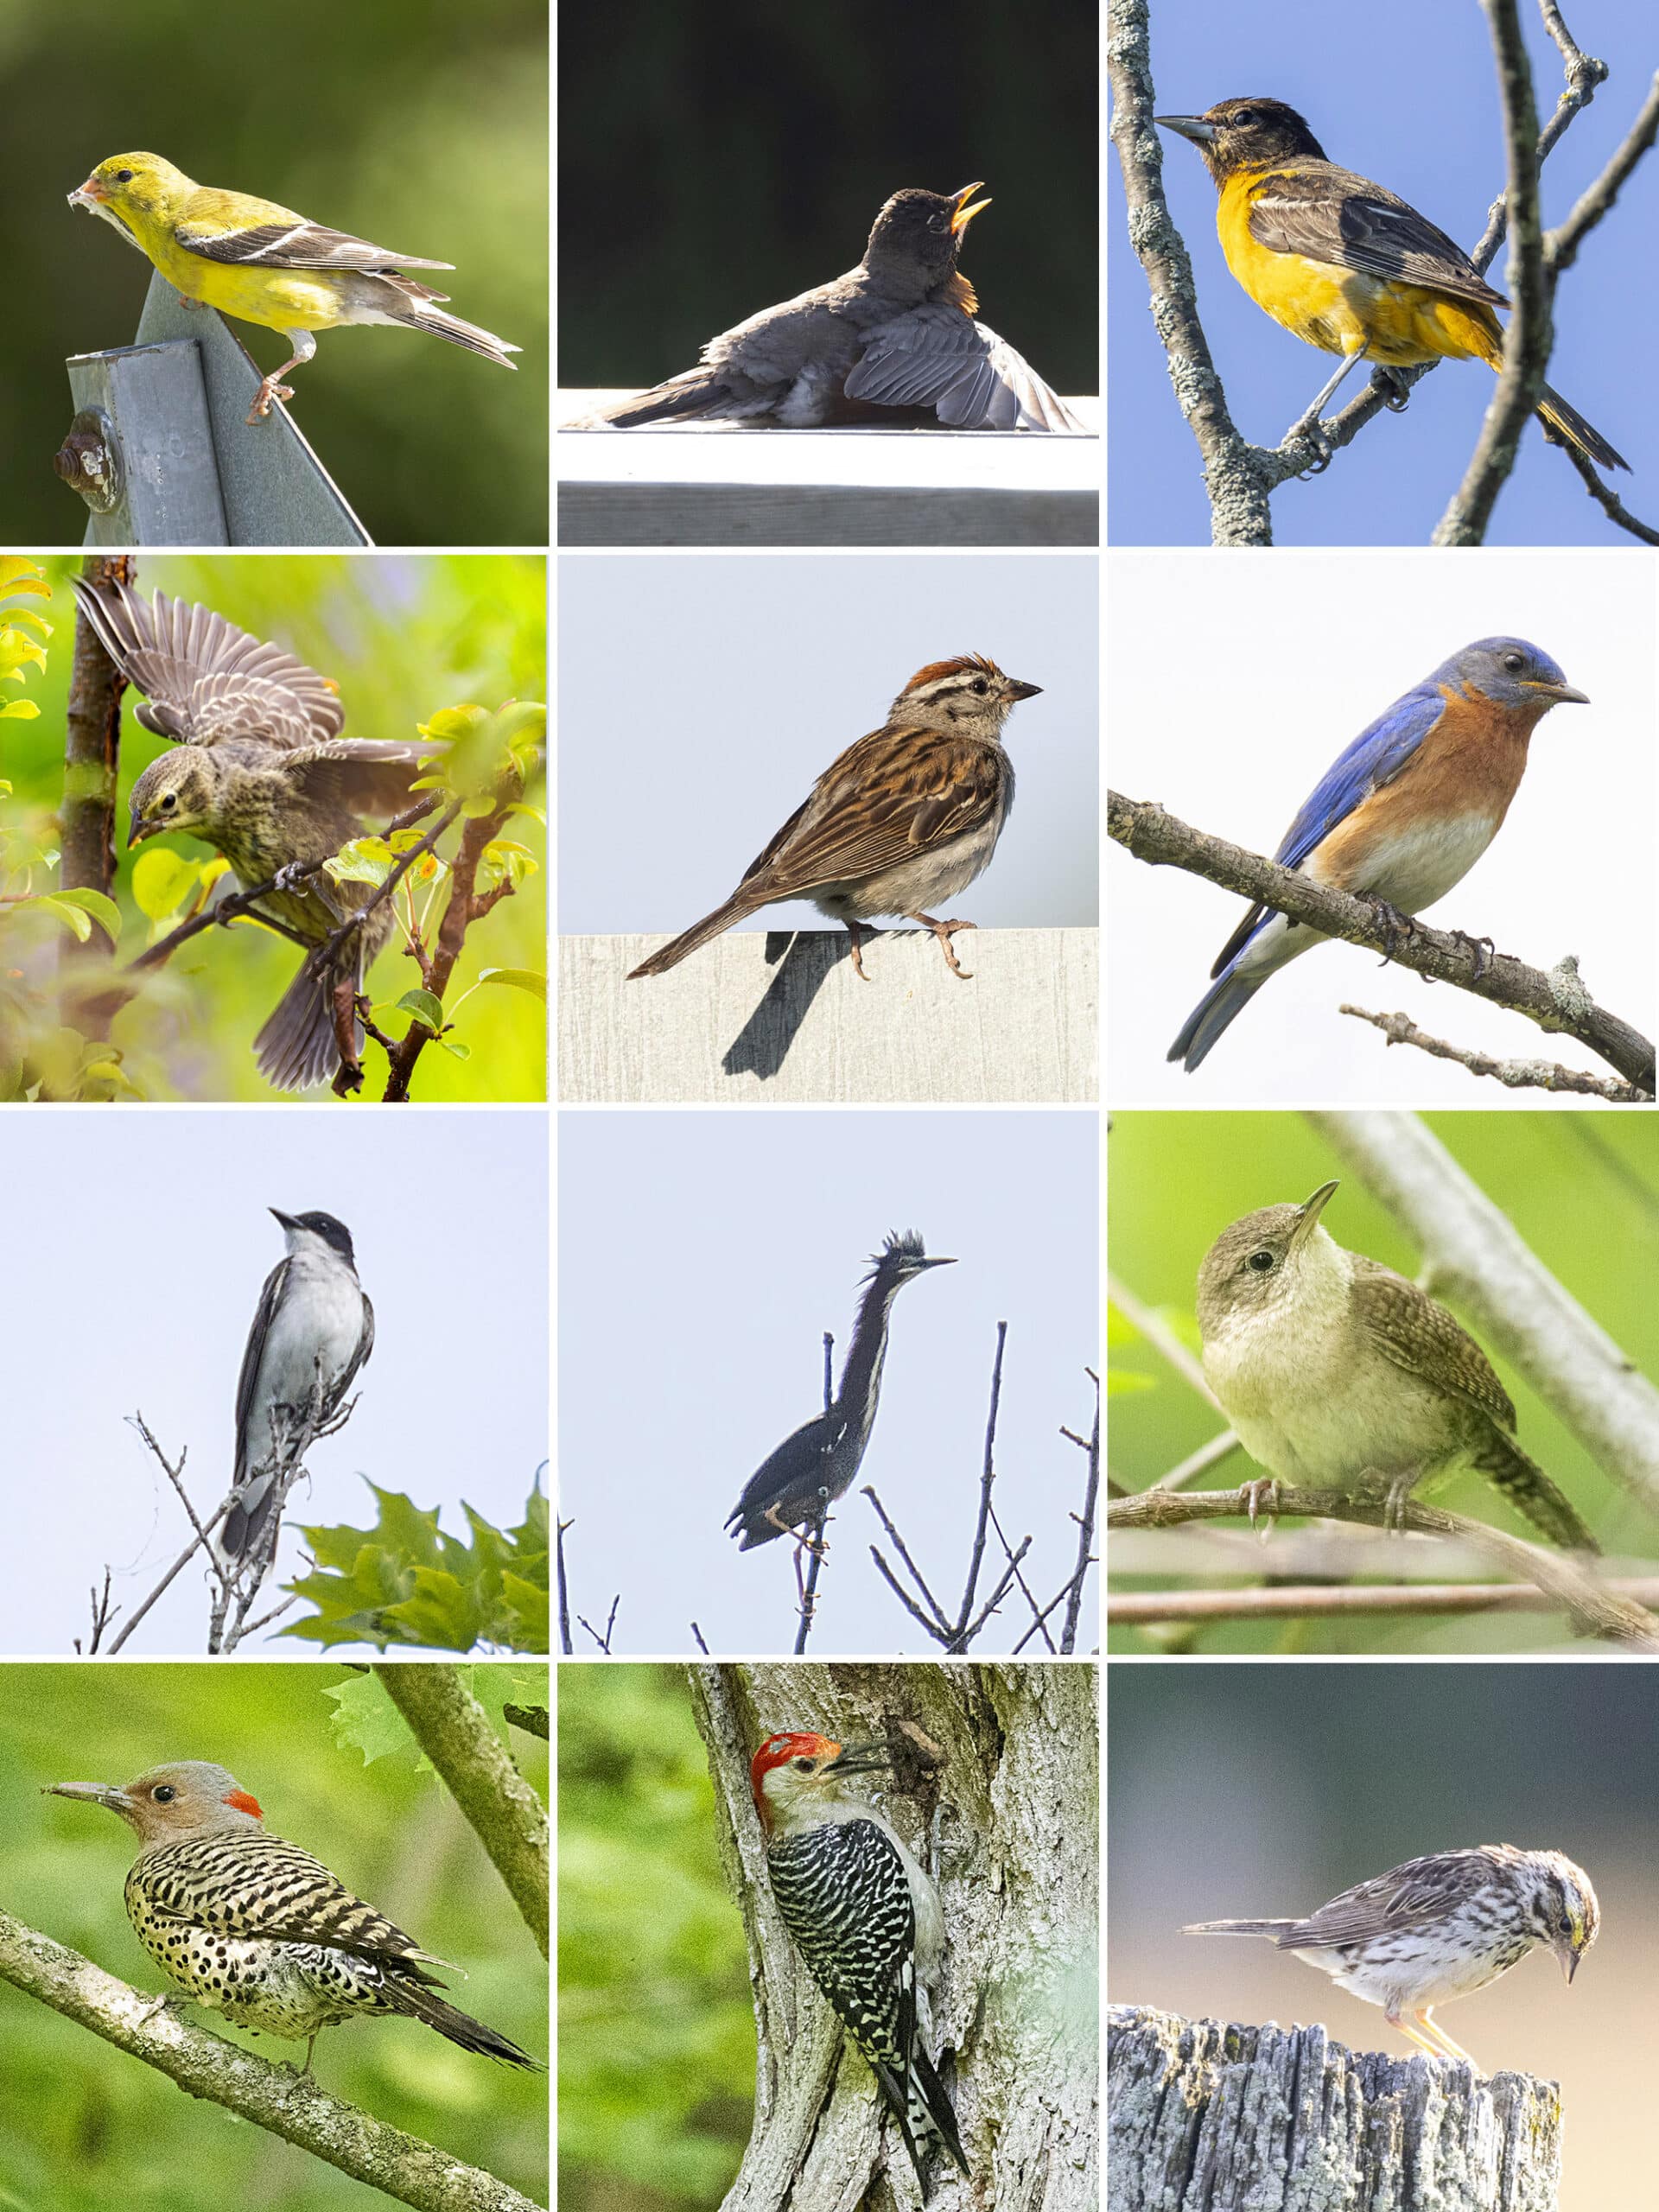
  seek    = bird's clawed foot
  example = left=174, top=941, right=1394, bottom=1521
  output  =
left=912, top=912, right=977, bottom=980
left=1239, top=1478, right=1281, bottom=1541
left=1382, top=1475, right=1419, bottom=1535
left=845, top=923, right=874, bottom=982
left=1451, top=929, right=1497, bottom=981
left=1369, top=365, right=1413, bottom=414
left=246, top=379, right=296, bottom=426
left=1282, top=411, right=1337, bottom=476
left=272, top=860, right=312, bottom=895
left=1368, top=899, right=1417, bottom=961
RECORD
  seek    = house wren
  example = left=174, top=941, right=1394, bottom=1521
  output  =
left=1196, top=1179, right=1597, bottom=1551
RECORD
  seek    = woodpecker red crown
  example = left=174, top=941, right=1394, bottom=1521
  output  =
left=750, top=1732, right=841, bottom=1816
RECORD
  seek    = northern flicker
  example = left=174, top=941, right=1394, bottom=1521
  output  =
left=48, top=1759, right=539, bottom=2072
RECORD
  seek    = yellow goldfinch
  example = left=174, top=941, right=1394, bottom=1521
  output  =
left=69, top=152, right=520, bottom=426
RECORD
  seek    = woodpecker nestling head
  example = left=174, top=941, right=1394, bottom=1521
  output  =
left=48, top=1761, right=266, bottom=1845
left=750, top=1732, right=895, bottom=1834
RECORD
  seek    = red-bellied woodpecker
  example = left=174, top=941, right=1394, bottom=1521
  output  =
left=750, top=1729, right=967, bottom=2196
left=48, top=1759, right=539, bottom=2074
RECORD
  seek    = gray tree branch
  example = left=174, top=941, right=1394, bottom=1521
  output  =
left=1109, top=791, right=1655, bottom=1093
left=0, top=1910, right=539, bottom=2212
left=373, top=1664, right=550, bottom=1958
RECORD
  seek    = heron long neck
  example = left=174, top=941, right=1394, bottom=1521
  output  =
left=834, top=1267, right=906, bottom=1440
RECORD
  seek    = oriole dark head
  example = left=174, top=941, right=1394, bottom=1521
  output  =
left=1156, top=99, right=1330, bottom=186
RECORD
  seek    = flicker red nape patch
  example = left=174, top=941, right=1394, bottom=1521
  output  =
left=227, top=1789, right=264, bottom=1819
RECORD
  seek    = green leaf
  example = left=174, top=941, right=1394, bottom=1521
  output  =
left=46, top=887, right=121, bottom=945
left=0, top=701, right=40, bottom=721
left=35, top=895, right=91, bottom=942
left=395, top=988, right=446, bottom=1034
left=478, top=966, right=545, bottom=1001
left=440, top=1038, right=472, bottom=1060
left=325, top=836, right=393, bottom=888
left=324, top=1673, right=432, bottom=1770
left=130, top=847, right=200, bottom=920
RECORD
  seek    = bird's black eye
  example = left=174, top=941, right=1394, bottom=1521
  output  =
left=1558, top=1912, right=1573, bottom=1934
left=152, top=1785, right=175, bottom=1802
left=793, top=1758, right=815, bottom=1772
left=972, top=678, right=988, bottom=695
left=1247, top=1249, right=1275, bottom=1273
left=114, top=168, right=134, bottom=184
left=1231, top=108, right=1256, bottom=126
left=1503, top=652, right=1524, bottom=672
left=160, top=792, right=177, bottom=810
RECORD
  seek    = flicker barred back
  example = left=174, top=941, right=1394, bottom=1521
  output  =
left=49, top=1759, right=538, bottom=2072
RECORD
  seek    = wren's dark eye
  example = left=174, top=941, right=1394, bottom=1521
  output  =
left=115, top=168, right=134, bottom=183
left=152, top=1785, right=175, bottom=1802
left=1247, top=1249, right=1275, bottom=1273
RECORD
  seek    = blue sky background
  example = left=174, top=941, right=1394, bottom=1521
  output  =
left=0, top=1109, right=548, bottom=1656
left=1109, top=0, right=1659, bottom=543
left=558, top=1109, right=1099, bottom=1656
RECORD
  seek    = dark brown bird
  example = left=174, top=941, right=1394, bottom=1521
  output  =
left=598, top=185, right=1084, bottom=432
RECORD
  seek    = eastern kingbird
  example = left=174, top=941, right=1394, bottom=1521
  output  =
left=219, top=1209, right=375, bottom=1568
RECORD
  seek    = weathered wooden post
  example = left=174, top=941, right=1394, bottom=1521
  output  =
left=558, top=926, right=1099, bottom=1101
left=1108, top=2005, right=1561, bottom=2212
left=59, top=271, right=369, bottom=546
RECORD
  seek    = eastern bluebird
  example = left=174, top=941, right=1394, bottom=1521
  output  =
left=1168, top=639, right=1588, bottom=1072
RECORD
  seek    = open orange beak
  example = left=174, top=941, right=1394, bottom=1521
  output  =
left=950, top=182, right=991, bottom=235
left=68, top=175, right=109, bottom=211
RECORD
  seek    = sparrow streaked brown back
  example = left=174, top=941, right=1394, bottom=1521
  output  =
left=627, top=653, right=1042, bottom=982
left=596, top=186, right=1084, bottom=433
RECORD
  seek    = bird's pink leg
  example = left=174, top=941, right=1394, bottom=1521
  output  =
left=911, top=911, right=977, bottom=980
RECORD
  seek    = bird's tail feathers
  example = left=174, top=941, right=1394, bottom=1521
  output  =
left=217, top=1471, right=280, bottom=1568
left=628, top=894, right=762, bottom=979
left=1166, top=966, right=1265, bottom=1074
left=1472, top=1434, right=1599, bottom=1553
left=374, top=276, right=519, bottom=368
left=1535, top=384, right=1630, bottom=474
left=378, top=1974, right=542, bottom=2069
left=255, top=953, right=359, bottom=1093
left=906, top=2044, right=968, bottom=2177
left=600, top=371, right=736, bottom=425
left=1181, top=1917, right=1297, bottom=1938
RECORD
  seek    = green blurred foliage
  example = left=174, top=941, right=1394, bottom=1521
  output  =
left=0, top=1662, right=548, bottom=2212
left=0, top=554, right=546, bottom=1102
left=285, top=1480, right=550, bottom=1654
left=558, top=1668, right=753, bottom=2210
left=1108, top=1111, right=1659, bottom=1654
left=5, top=0, right=546, bottom=546
left=559, top=0, right=1096, bottom=396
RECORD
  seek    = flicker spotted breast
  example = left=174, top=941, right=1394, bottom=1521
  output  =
left=49, top=1759, right=538, bottom=2071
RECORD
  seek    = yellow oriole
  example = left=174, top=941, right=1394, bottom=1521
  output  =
left=1158, top=98, right=1628, bottom=472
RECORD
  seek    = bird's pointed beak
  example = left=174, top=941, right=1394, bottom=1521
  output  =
left=1524, top=678, right=1589, bottom=705
left=126, top=816, right=157, bottom=848
left=824, top=1739, right=893, bottom=1777
left=950, top=182, right=991, bottom=235
left=1287, top=1179, right=1340, bottom=1254
left=1554, top=1935, right=1582, bottom=1983
left=67, top=176, right=108, bottom=210
left=1007, top=678, right=1042, bottom=702
left=922, top=1255, right=957, bottom=1269
left=269, top=1207, right=297, bottom=1230
left=45, top=1780, right=132, bottom=1815
left=1155, top=114, right=1217, bottom=146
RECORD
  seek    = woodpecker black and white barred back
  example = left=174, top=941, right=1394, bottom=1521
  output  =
left=750, top=1731, right=967, bottom=2196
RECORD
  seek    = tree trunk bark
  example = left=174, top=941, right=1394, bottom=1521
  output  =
left=1108, top=2005, right=1561, bottom=2212
left=60, top=552, right=131, bottom=1037
left=692, top=1662, right=1098, bottom=2212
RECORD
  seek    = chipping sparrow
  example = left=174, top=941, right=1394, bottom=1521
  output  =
left=596, top=185, right=1084, bottom=433
left=627, top=653, right=1041, bottom=982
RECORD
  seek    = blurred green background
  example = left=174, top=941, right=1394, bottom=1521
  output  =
left=2, top=1661, right=548, bottom=2212
left=1111, top=1662, right=1659, bottom=2212
left=1109, top=1111, right=1659, bottom=1651
left=557, top=0, right=1097, bottom=400
left=1, top=552, right=546, bottom=1101
left=4, top=0, right=546, bottom=546
left=558, top=1666, right=754, bottom=2212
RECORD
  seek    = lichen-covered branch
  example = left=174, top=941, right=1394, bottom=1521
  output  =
left=1339, top=1004, right=1644, bottom=1101
left=373, top=1665, right=549, bottom=1958
left=0, top=1911, right=539, bottom=2212
left=1109, top=1573, right=1659, bottom=1626
left=1109, top=791, right=1655, bottom=1092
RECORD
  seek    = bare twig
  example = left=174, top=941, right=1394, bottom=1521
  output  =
left=1060, top=1370, right=1102, bottom=1656
left=1546, top=67, right=1659, bottom=271
left=1107, top=1484, right=1659, bottom=1650
left=861, top=1487, right=954, bottom=1641
left=791, top=1332, right=836, bottom=1656
left=690, top=1621, right=710, bottom=1654
left=951, top=1321, right=1008, bottom=1640
left=1109, top=791, right=1655, bottom=1091
left=556, top=1519, right=573, bottom=1656
left=381, top=793, right=521, bottom=1103
left=1341, top=1003, right=1645, bottom=1100
left=59, top=555, right=133, bottom=1034
left=1559, top=441, right=1659, bottom=543
left=1110, top=1573, right=1659, bottom=1627
left=576, top=1597, right=619, bottom=1655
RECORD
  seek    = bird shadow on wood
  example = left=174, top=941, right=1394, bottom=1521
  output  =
left=720, top=931, right=850, bottom=1080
